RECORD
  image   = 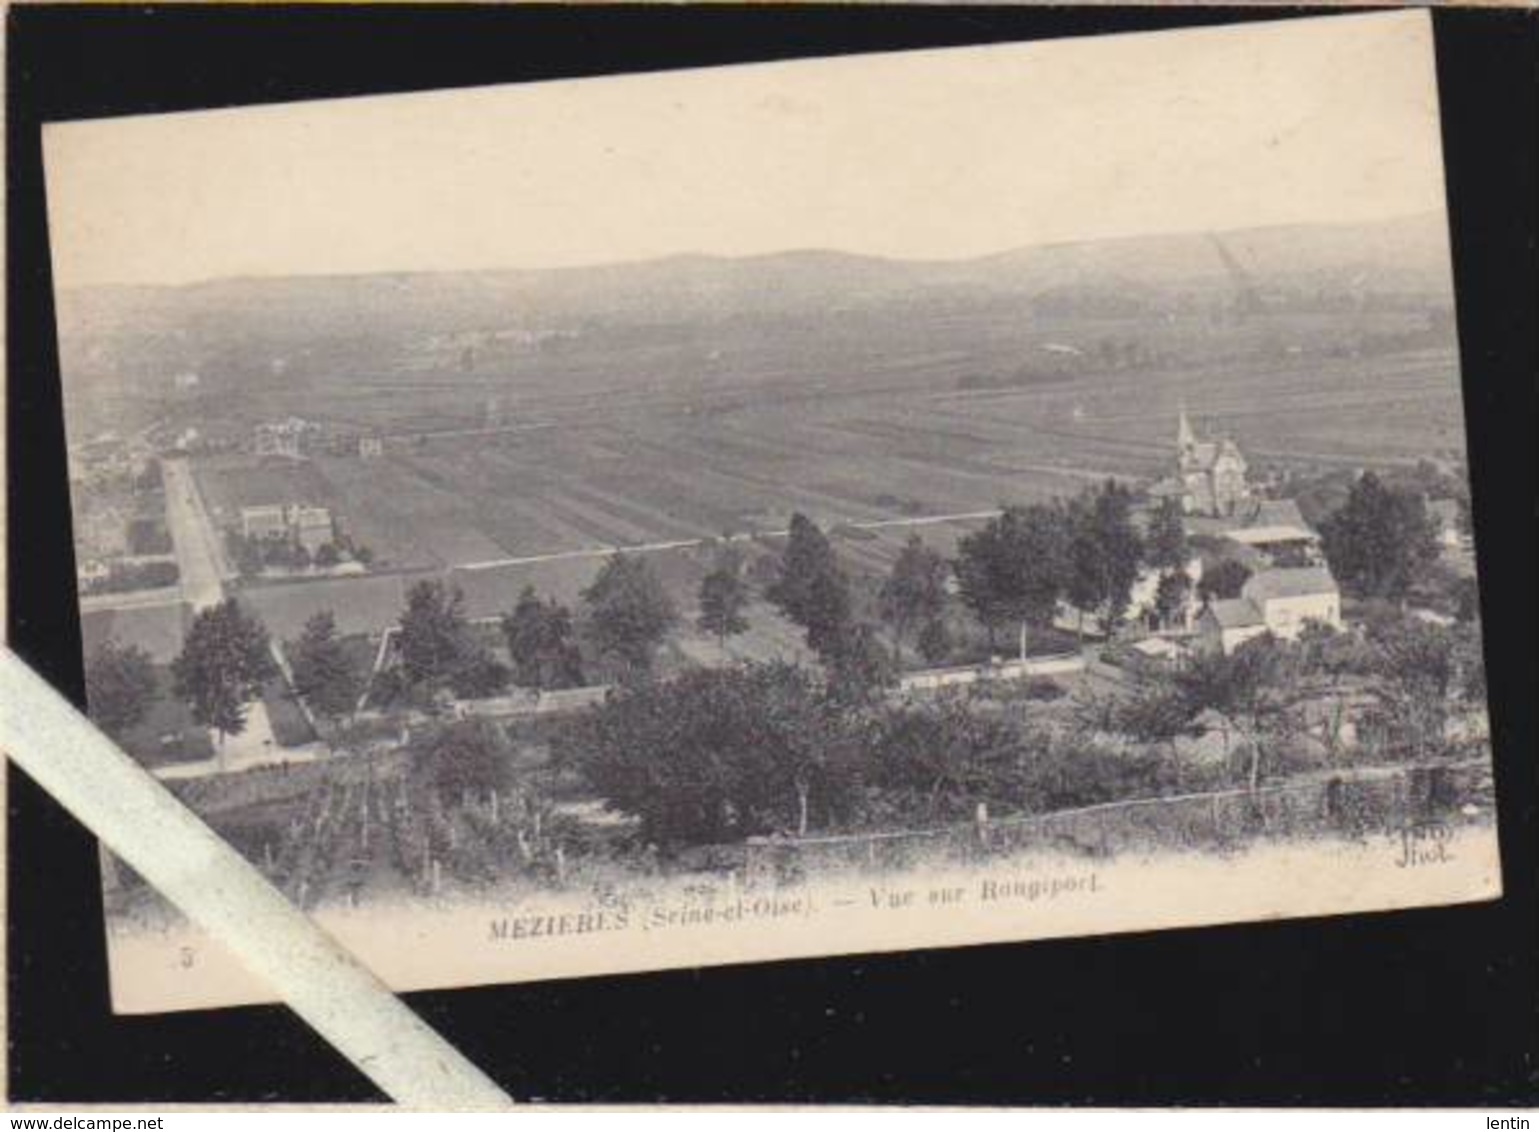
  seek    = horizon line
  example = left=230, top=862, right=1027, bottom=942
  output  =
left=60, top=206, right=1445, bottom=294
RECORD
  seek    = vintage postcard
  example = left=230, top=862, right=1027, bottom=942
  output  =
left=42, top=10, right=1499, bottom=1014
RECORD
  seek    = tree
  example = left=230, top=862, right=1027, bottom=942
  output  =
left=955, top=504, right=1070, bottom=658
left=766, top=513, right=840, bottom=627
left=1175, top=637, right=1294, bottom=794
left=582, top=553, right=679, bottom=678
left=878, top=535, right=949, bottom=660
left=800, top=566, right=854, bottom=660
left=916, top=615, right=952, bottom=665
left=1197, top=559, right=1252, bottom=603
left=1451, top=622, right=1487, bottom=709
left=84, top=638, right=159, bottom=740
left=1066, top=481, right=1144, bottom=636
left=171, top=599, right=278, bottom=747
left=394, top=579, right=506, bottom=704
left=556, top=663, right=857, bottom=846
left=1319, top=471, right=1440, bottom=601
left=288, top=611, right=365, bottom=728
left=397, top=580, right=473, bottom=696
left=1114, top=678, right=1201, bottom=761
left=1295, top=620, right=1372, bottom=688
left=868, top=690, right=1026, bottom=822
left=502, top=586, right=584, bottom=695
left=821, top=620, right=897, bottom=704
left=1151, top=569, right=1192, bottom=630
left=410, top=718, right=510, bottom=802
left=1144, top=497, right=1188, bottom=573
left=696, top=547, right=751, bottom=649
left=763, top=515, right=855, bottom=661
left=229, top=533, right=264, bottom=577
left=1366, top=615, right=1463, bottom=759
left=261, top=538, right=295, bottom=569
left=1144, top=497, right=1192, bottom=629
left=449, top=651, right=511, bottom=700
left=313, top=542, right=341, bottom=569
left=954, top=513, right=1014, bottom=653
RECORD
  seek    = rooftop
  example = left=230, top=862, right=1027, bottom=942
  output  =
left=1205, top=598, right=1263, bottom=629
left=1222, top=524, right=1320, bottom=546
left=1241, top=565, right=1339, bottom=602
left=1243, top=498, right=1310, bottom=530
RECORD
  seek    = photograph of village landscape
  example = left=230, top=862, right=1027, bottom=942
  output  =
left=47, top=16, right=1497, bottom=1003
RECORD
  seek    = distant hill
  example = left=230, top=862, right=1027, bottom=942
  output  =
left=59, top=211, right=1453, bottom=337
left=54, top=211, right=1456, bottom=438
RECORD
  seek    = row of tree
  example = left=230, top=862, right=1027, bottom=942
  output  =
left=78, top=466, right=1467, bottom=758
left=227, top=531, right=375, bottom=576
left=552, top=608, right=1488, bottom=851
left=1097, top=611, right=1487, bottom=794
left=374, top=552, right=684, bottom=712
left=756, top=483, right=1188, bottom=685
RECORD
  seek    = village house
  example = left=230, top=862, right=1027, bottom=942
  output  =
left=241, top=503, right=334, bottom=555
left=1215, top=499, right=1324, bottom=569
left=358, top=434, right=384, bottom=459
left=291, top=506, right=335, bottom=555
left=253, top=417, right=315, bottom=459
left=1196, top=565, right=1342, bottom=654
left=240, top=503, right=290, bottom=541
left=76, top=558, right=111, bottom=587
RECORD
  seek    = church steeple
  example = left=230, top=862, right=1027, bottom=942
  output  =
left=1177, top=403, right=1196, bottom=452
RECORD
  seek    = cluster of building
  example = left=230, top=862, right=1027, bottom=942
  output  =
left=1139, top=409, right=1344, bottom=655
left=67, top=433, right=153, bottom=491
left=240, top=503, right=335, bottom=556
left=253, top=418, right=385, bottom=460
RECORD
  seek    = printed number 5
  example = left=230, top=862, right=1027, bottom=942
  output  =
left=179, top=946, right=196, bottom=969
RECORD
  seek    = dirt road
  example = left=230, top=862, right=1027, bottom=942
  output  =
left=162, top=457, right=232, bottom=611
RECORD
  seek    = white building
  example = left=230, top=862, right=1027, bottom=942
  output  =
left=240, top=503, right=333, bottom=556
left=1197, top=565, right=1342, bottom=654
left=253, top=417, right=314, bottom=459
left=241, top=504, right=290, bottom=541
left=292, top=507, right=334, bottom=555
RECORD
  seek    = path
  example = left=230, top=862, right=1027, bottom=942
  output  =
left=161, top=457, right=233, bottom=611
left=159, top=457, right=282, bottom=762
left=154, top=731, right=328, bottom=781
left=456, top=508, right=1006, bottom=573
left=79, top=587, right=184, bottom=614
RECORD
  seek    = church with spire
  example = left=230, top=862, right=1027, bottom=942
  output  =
left=1164, top=406, right=1250, bottom=517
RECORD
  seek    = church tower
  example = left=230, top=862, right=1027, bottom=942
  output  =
left=1177, top=405, right=1196, bottom=455
left=1174, top=406, right=1250, bottom=517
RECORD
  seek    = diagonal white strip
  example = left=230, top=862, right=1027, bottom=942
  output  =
left=0, top=645, right=512, bottom=1109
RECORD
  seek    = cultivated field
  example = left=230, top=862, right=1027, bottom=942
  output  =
left=192, top=335, right=1463, bottom=578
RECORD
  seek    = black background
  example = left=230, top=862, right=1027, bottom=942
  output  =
left=7, top=4, right=1536, bottom=1106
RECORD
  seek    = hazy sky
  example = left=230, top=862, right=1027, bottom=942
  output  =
left=44, top=11, right=1446, bottom=289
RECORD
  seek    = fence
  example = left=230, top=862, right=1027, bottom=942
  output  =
left=743, top=757, right=1494, bottom=885
left=896, top=652, right=1085, bottom=692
